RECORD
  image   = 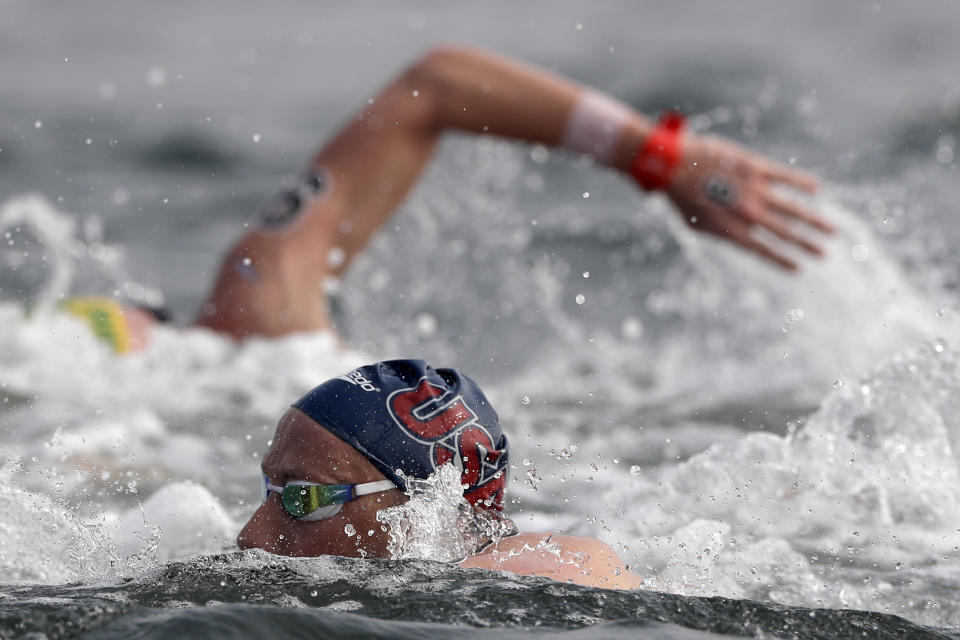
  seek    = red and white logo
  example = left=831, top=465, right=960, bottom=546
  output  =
left=387, top=378, right=506, bottom=508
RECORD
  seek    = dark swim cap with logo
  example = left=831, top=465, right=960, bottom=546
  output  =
left=292, top=360, right=509, bottom=511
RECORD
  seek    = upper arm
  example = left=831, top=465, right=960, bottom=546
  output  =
left=194, top=57, right=442, bottom=338
left=460, top=533, right=643, bottom=590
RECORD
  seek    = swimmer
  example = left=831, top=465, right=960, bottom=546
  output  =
left=62, top=45, right=832, bottom=350
left=238, top=359, right=645, bottom=590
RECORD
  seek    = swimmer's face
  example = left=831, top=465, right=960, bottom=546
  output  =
left=237, top=407, right=407, bottom=558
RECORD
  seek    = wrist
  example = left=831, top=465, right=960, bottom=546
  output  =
left=627, top=112, right=687, bottom=191
left=562, top=90, right=634, bottom=164
left=611, top=115, right=654, bottom=174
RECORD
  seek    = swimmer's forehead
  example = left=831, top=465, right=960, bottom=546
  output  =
left=260, top=408, right=379, bottom=483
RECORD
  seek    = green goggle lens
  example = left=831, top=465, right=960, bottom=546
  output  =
left=280, top=484, right=352, bottom=518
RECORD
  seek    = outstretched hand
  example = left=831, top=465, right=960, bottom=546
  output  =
left=664, top=134, right=832, bottom=270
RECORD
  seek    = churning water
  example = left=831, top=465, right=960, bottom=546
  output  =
left=3, top=1, right=960, bottom=638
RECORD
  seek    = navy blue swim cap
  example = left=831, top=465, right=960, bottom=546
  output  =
left=292, top=360, right=509, bottom=511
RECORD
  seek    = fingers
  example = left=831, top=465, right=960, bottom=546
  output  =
left=740, top=235, right=798, bottom=271
left=743, top=203, right=823, bottom=256
left=701, top=210, right=798, bottom=271
left=765, top=191, right=835, bottom=233
left=760, top=161, right=820, bottom=193
left=725, top=226, right=798, bottom=271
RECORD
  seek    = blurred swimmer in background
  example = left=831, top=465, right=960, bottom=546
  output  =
left=64, top=45, right=832, bottom=352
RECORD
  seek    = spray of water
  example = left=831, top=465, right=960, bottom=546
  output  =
left=376, top=464, right=515, bottom=562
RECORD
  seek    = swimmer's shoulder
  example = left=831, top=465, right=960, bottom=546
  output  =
left=459, top=532, right=643, bottom=591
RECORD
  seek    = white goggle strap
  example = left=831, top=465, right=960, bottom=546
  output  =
left=353, top=479, right=397, bottom=497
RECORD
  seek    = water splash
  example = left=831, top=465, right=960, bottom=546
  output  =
left=600, top=341, right=960, bottom=621
left=376, top=464, right=515, bottom=562
left=0, top=194, right=164, bottom=312
left=0, top=194, right=76, bottom=311
left=0, top=456, right=132, bottom=583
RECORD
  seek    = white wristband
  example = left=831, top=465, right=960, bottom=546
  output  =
left=562, top=90, right=632, bottom=164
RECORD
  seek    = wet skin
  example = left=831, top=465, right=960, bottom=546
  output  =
left=238, top=408, right=406, bottom=558
left=239, top=408, right=643, bottom=590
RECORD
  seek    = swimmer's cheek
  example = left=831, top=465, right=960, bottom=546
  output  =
left=237, top=506, right=268, bottom=550
left=237, top=501, right=289, bottom=554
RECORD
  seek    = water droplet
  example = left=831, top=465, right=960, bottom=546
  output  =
left=525, top=467, right=541, bottom=490
left=521, top=395, right=530, bottom=406
left=575, top=293, right=586, bottom=305
left=252, top=133, right=262, bottom=143
left=327, top=246, right=345, bottom=268
left=582, top=271, right=590, bottom=278
left=781, top=308, right=805, bottom=332
left=621, top=317, right=643, bottom=340
left=310, top=590, right=318, bottom=597
left=582, top=191, right=590, bottom=199
left=833, top=380, right=845, bottom=389
left=344, top=524, right=356, bottom=537
left=415, top=312, right=437, bottom=337
left=937, top=142, right=954, bottom=164
left=34, top=120, right=42, bottom=129
left=629, top=465, right=642, bottom=476
left=851, top=244, right=869, bottom=262
left=412, top=90, right=419, bottom=97
left=242, top=257, right=251, bottom=266
left=146, top=66, right=167, bottom=88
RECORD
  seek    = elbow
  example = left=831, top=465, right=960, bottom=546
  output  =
left=406, top=44, right=475, bottom=80
left=398, top=44, right=481, bottom=130
left=392, top=48, right=452, bottom=133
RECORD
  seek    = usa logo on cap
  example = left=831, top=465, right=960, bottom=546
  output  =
left=292, top=360, right=509, bottom=511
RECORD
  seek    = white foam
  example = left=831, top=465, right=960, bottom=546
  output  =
left=0, top=458, right=123, bottom=583
left=592, top=342, right=960, bottom=613
left=105, top=481, right=239, bottom=562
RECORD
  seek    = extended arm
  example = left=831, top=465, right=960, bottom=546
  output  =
left=195, top=45, right=831, bottom=338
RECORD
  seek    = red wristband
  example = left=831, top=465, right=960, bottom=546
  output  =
left=630, top=111, right=686, bottom=191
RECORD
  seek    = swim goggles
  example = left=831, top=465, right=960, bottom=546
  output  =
left=262, top=475, right=397, bottom=521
